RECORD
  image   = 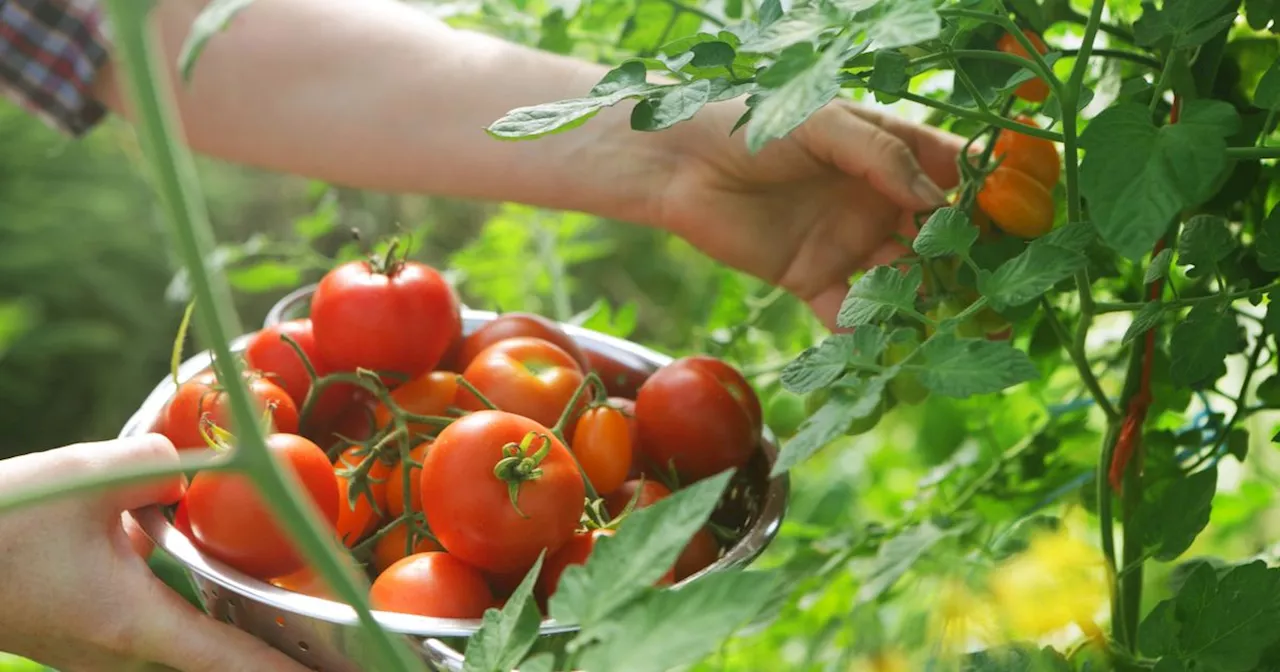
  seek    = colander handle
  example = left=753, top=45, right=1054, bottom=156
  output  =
left=422, top=638, right=466, bottom=671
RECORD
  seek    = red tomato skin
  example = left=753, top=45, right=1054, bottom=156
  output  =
left=370, top=552, right=495, bottom=619
left=333, top=445, right=393, bottom=547
left=373, top=371, right=458, bottom=438
left=570, top=406, right=633, bottom=496
left=244, top=319, right=356, bottom=432
left=537, top=529, right=612, bottom=601
left=586, top=350, right=650, bottom=400
left=420, top=410, right=586, bottom=575
left=456, top=313, right=589, bottom=372
left=371, top=520, right=443, bottom=576
left=162, top=372, right=300, bottom=450
left=675, top=527, right=721, bottom=581
left=634, top=356, right=762, bottom=482
left=457, top=337, right=587, bottom=430
left=172, top=497, right=193, bottom=539
left=602, top=479, right=672, bottom=519
left=310, top=260, right=461, bottom=381
left=186, top=434, right=340, bottom=580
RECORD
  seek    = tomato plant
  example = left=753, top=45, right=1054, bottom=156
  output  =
left=333, top=445, right=392, bottom=546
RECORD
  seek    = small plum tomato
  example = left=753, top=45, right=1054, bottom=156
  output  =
left=457, top=337, right=586, bottom=430
left=537, top=529, right=675, bottom=603
left=456, top=312, right=590, bottom=372
left=570, top=405, right=633, bottom=495
left=991, top=116, right=1061, bottom=189
left=996, top=29, right=1051, bottom=103
left=976, top=165, right=1055, bottom=239
left=602, top=479, right=673, bottom=520
left=585, top=349, right=650, bottom=400
left=372, top=370, right=458, bottom=439
left=370, top=552, right=495, bottom=619
left=675, top=527, right=721, bottom=581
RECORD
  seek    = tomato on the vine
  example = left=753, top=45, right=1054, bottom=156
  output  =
left=537, top=528, right=674, bottom=603
left=372, top=370, right=458, bottom=438
left=992, top=116, right=1061, bottom=188
left=570, top=405, right=632, bottom=495
left=310, top=258, right=461, bottom=382
left=370, top=552, right=495, bottom=619
left=765, top=389, right=806, bottom=439
left=585, top=349, right=650, bottom=400
left=161, top=371, right=300, bottom=450
left=456, top=312, right=589, bottom=372
left=243, top=319, right=354, bottom=426
left=457, top=337, right=586, bottom=429
left=333, top=445, right=392, bottom=547
left=976, top=165, right=1055, bottom=239
left=883, top=338, right=929, bottom=406
left=803, top=389, right=885, bottom=436
left=635, top=356, right=762, bottom=483
left=371, top=520, right=442, bottom=575
left=386, top=440, right=433, bottom=518
left=185, top=433, right=340, bottom=580
left=996, top=29, right=1050, bottom=103
left=420, top=410, right=585, bottom=574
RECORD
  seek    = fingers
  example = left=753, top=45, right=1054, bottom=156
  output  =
left=807, top=285, right=850, bottom=333
left=81, top=434, right=188, bottom=513
left=123, top=512, right=156, bottom=560
left=135, top=581, right=313, bottom=672
left=848, top=104, right=967, bottom=193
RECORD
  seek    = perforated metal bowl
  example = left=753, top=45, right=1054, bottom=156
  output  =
left=123, top=285, right=789, bottom=671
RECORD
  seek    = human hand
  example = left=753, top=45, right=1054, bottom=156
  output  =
left=651, top=100, right=965, bottom=330
left=0, top=435, right=310, bottom=672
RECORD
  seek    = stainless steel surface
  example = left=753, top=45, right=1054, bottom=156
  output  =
left=123, top=288, right=789, bottom=671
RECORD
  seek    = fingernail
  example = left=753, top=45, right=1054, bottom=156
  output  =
left=913, top=175, right=948, bottom=207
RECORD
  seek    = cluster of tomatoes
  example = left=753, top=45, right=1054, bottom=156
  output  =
left=149, top=252, right=762, bottom=619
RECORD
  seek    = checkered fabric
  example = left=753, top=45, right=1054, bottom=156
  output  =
left=0, top=0, right=109, bottom=137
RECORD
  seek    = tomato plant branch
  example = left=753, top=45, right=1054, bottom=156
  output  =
left=456, top=375, right=499, bottom=410
left=1059, top=48, right=1163, bottom=71
left=1063, top=9, right=1135, bottom=44
left=855, top=85, right=1066, bottom=142
left=659, top=0, right=725, bottom=27
left=909, top=49, right=1054, bottom=85
left=1147, top=49, right=1178, bottom=115
left=937, top=8, right=1065, bottom=100
left=1067, top=0, right=1107, bottom=97
left=1225, top=146, right=1280, bottom=160
left=1094, top=281, right=1280, bottom=313
left=1040, top=298, right=1120, bottom=422
left=1201, top=336, right=1267, bottom=466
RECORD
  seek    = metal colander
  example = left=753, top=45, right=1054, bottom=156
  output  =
left=123, top=285, right=790, bottom=671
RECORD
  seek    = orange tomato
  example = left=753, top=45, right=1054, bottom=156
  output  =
left=976, top=165, right=1055, bottom=239
left=372, top=370, right=458, bottom=438
left=386, top=440, right=433, bottom=518
left=992, top=116, right=1061, bottom=188
left=996, top=29, right=1050, bottom=103
left=570, top=406, right=633, bottom=495
left=334, top=446, right=393, bottom=547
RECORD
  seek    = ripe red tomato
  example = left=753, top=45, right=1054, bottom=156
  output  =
left=634, top=356, right=762, bottom=483
left=421, top=410, right=585, bottom=574
left=997, top=29, right=1051, bottom=103
left=675, top=527, right=721, bottom=580
left=162, top=371, right=300, bottom=450
left=270, top=566, right=335, bottom=600
left=172, top=497, right=193, bottom=539
left=370, top=552, right=495, bottom=619
left=570, top=406, right=632, bottom=495
left=976, top=165, right=1056, bottom=239
left=537, top=529, right=676, bottom=603
left=992, top=116, right=1061, bottom=189
left=310, top=259, right=461, bottom=381
left=602, top=479, right=672, bottom=519
left=372, top=370, right=458, bottom=438
left=457, top=337, right=586, bottom=429
left=186, top=433, right=340, bottom=580
left=371, top=520, right=443, bottom=575
left=456, top=312, right=589, bottom=372
left=585, top=350, right=650, bottom=400
left=334, top=445, right=392, bottom=546
left=386, top=441, right=432, bottom=518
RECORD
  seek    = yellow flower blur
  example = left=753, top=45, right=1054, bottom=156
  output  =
left=933, top=579, right=1000, bottom=652
left=987, top=531, right=1110, bottom=638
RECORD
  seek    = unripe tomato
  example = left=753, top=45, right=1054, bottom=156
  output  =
left=635, top=356, right=763, bottom=483
left=883, top=340, right=929, bottom=406
left=766, top=389, right=807, bottom=439
left=571, top=405, right=633, bottom=495
left=929, top=299, right=986, bottom=339
left=372, top=370, right=458, bottom=439
left=996, top=29, right=1050, bottom=103
left=457, top=337, right=587, bottom=430
left=976, top=165, right=1055, bottom=239
left=456, top=312, right=590, bottom=372
left=992, top=116, right=1061, bottom=189
left=846, top=400, right=885, bottom=436
left=161, top=371, right=300, bottom=450
left=334, top=445, right=393, bottom=546
left=371, top=519, right=443, bottom=575
left=386, top=441, right=433, bottom=518
left=370, top=552, right=495, bottom=619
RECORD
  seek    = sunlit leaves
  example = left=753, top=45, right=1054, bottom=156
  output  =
left=1079, top=101, right=1239, bottom=260
left=915, top=334, right=1038, bottom=397
left=1134, top=0, right=1237, bottom=48
left=746, top=40, right=848, bottom=153
left=771, top=374, right=886, bottom=475
left=178, top=0, right=256, bottom=82
left=738, top=6, right=830, bottom=53
left=859, top=0, right=941, bottom=50
left=487, top=62, right=655, bottom=140
left=780, top=327, right=889, bottom=394
left=856, top=521, right=957, bottom=603
left=1122, top=302, right=1165, bottom=346
left=1169, top=303, right=1241, bottom=388
left=630, top=80, right=712, bottom=131
left=870, top=50, right=910, bottom=99
left=913, top=207, right=977, bottom=258
left=837, top=265, right=923, bottom=328
left=463, top=555, right=545, bottom=672
left=1132, top=466, right=1218, bottom=562
left=977, top=240, right=1088, bottom=311
left=1146, top=248, right=1175, bottom=285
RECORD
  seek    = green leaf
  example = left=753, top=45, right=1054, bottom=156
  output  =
left=856, top=521, right=956, bottom=603
left=1132, top=466, right=1218, bottom=562
left=1146, top=248, right=1175, bottom=285
left=1246, top=0, right=1280, bottom=32
left=178, top=0, right=256, bottom=82
left=745, top=40, right=846, bottom=153
left=515, top=653, right=555, bottom=672
left=488, top=62, right=656, bottom=140
left=758, top=0, right=784, bottom=26
left=225, top=261, right=303, bottom=293
left=1169, top=303, right=1239, bottom=389
left=1139, top=560, right=1280, bottom=672
left=1267, top=293, right=1280, bottom=337
left=631, top=80, right=712, bottom=131
left=779, top=327, right=889, bottom=394
left=1133, top=0, right=1237, bottom=48
left=549, top=471, right=732, bottom=626
left=1079, top=101, right=1239, bottom=260
left=738, top=8, right=829, bottom=53
left=870, top=50, right=910, bottom=96
left=861, top=0, right=942, bottom=50
left=913, top=207, right=977, bottom=258
left=1256, top=204, right=1280, bottom=272
left=772, top=374, right=886, bottom=475
left=836, top=265, right=923, bottom=328
left=1176, top=215, right=1237, bottom=277
left=462, top=554, right=545, bottom=672
left=1122, top=302, right=1165, bottom=346
left=915, top=334, right=1039, bottom=397
left=977, top=243, right=1088, bottom=311
left=574, top=570, right=779, bottom=672
left=959, top=643, right=1072, bottom=671
left=1255, top=58, right=1280, bottom=110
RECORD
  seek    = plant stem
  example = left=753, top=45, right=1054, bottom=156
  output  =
left=1225, top=146, right=1280, bottom=160
left=1059, top=48, right=1163, bottom=71
left=1094, top=281, right=1280, bottom=313
left=0, top=451, right=230, bottom=514
left=858, top=87, right=1065, bottom=142
left=1148, top=50, right=1177, bottom=115
left=938, top=8, right=1066, bottom=101
left=1063, top=9, right=1135, bottom=44
left=100, top=4, right=423, bottom=670
left=1096, top=421, right=1121, bottom=631
left=909, top=49, right=1052, bottom=79
left=1040, top=299, right=1119, bottom=421
left=660, top=0, right=725, bottom=27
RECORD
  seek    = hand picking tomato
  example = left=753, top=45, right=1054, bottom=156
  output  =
left=976, top=165, right=1055, bottom=239
left=334, top=445, right=392, bottom=546
left=537, top=529, right=675, bottom=604
left=991, top=116, right=1061, bottom=188
left=421, top=410, right=585, bottom=575
left=386, top=440, right=432, bottom=518
left=585, top=349, right=650, bottom=400
left=372, top=370, right=458, bottom=439
left=161, top=371, right=300, bottom=450
left=457, top=337, right=586, bottom=429
left=310, top=258, right=461, bottom=382
left=996, top=29, right=1051, bottom=103
left=603, top=478, right=672, bottom=519
left=570, top=405, right=632, bottom=495
left=634, top=356, right=762, bottom=483
left=370, top=552, right=495, bottom=619
left=186, top=433, right=340, bottom=580
left=371, top=520, right=443, bottom=575
left=456, top=312, right=590, bottom=372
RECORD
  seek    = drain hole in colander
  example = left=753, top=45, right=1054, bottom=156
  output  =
left=299, top=641, right=310, bottom=652
left=275, top=617, right=286, bottom=628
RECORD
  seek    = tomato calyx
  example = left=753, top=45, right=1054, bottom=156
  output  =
left=493, top=431, right=556, bottom=517
left=365, top=237, right=410, bottom=277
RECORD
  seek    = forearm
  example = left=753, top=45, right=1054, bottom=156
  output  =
left=92, top=0, right=674, bottom=224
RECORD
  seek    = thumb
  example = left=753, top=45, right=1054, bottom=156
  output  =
left=86, top=434, right=188, bottom=513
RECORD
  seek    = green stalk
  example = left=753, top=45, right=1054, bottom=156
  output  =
left=0, top=451, right=230, bottom=513
left=99, top=3, right=424, bottom=670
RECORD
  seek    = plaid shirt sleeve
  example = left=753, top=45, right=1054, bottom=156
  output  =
left=0, top=0, right=109, bottom=137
